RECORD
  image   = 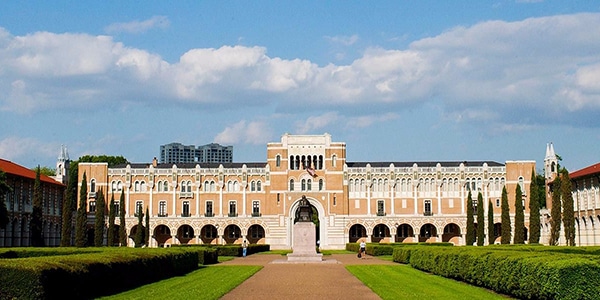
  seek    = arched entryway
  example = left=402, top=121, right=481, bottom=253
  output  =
left=419, top=223, right=437, bottom=242
left=200, top=225, right=218, bottom=244
left=442, top=223, right=461, bottom=244
left=493, top=223, right=502, bottom=244
left=396, top=224, right=414, bottom=243
left=372, top=224, right=390, bottom=243
left=154, top=224, right=171, bottom=247
left=224, top=224, right=242, bottom=244
left=129, top=224, right=145, bottom=247
left=349, top=224, right=367, bottom=243
left=177, top=224, right=194, bottom=245
left=247, top=224, right=265, bottom=244
left=288, top=196, right=327, bottom=248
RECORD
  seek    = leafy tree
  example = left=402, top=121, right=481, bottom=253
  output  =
left=0, top=170, right=11, bottom=229
left=75, top=172, right=88, bottom=247
left=119, top=190, right=127, bottom=246
left=476, top=192, right=485, bottom=246
left=465, top=191, right=475, bottom=246
left=107, top=193, right=116, bottom=247
left=549, top=174, right=562, bottom=246
left=77, top=155, right=128, bottom=167
left=144, top=207, right=150, bottom=247
left=134, top=205, right=144, bottom=247
left=30, top=166, right=44, bottom=247
left=60, top=161, right=78, bottom=246
left=561, top=169, right=576, bottom=246
left=501, top=186, right=511, bottom=244
left=513, top=184, right=525, bottom=244
left=94, top=189, right=105, bottom=247
left=30, top=166, right=55, bottom=177
left=528, top=169, right=542, bottom=244
left=488, top=200, right=494, bottom=245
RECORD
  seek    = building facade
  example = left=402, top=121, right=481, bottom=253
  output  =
left=79, top=133, right=534, bottom=249
left=0, top=158, right=65, bottom=247
left=160, top=142, right=233, bottom=164
left=197, top=143, right=233, bottom=163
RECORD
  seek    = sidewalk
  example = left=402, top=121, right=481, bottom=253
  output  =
left=220, top=253, right=396, bottom=300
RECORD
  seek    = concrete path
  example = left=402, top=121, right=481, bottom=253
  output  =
left=220, top=253, right=396, bottom=300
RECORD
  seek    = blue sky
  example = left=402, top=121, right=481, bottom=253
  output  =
left=1, top=1, right=599, bottom=173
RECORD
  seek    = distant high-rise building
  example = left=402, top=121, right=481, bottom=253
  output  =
left=160, top=143, right=197, bottom=164
left=197, top=143, right=233, bottom=163
left=159, top=142, right=233, bottom=164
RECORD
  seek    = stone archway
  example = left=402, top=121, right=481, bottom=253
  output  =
left=349, top=224, right=367, bottom=243
left=287, top=195, right=327, bottom=249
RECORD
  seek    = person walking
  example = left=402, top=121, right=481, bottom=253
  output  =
left=242, top=239, right=248, bottom=257
left=359, top=239, right=366, bottom=259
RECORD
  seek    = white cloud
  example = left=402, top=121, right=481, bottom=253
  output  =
left=325, top=34, right=359, bottom=46
left=105, top=16, right=170, bottom=34
left=214, top=120, right=273, bottom=145
left=0, top=136, right=58, bottom=165
left=296, top=112, right=340, bottom=134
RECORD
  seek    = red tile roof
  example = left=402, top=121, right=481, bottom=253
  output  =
left=0, top=158, right=64, bottom=186
left=570, top=162, right=600, bottom=179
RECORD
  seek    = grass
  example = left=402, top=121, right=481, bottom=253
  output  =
left=346, top=265, right=512, bottom=300
left=99, top=265, right=262, bottom=300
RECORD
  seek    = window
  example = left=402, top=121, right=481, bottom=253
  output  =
left=205, top=201, right=214, bottom=217
left=496, top=199, right=500, bottom=207
left=135, top=201, right=143, bottom=216
left=307, top=179, right=312, bottom=191
left=332, top=155, right=337, bottom=167
left=158, top=181, right=163, bottom=192
left=111, top=181, right=117, bottom=192
left=319, top=179, right=324, bottom=191
left=377, top=200, right=385, bottom=216
left=114, top=201, right=120, bottom=216
left=158, top=201, right=167, bottom=217
left=182, top=201, right=190, bottom=217
left=301, top=179, right=306, bottom=191
left=256, top=180, right=261, bottom=191
left=518, top=177, right=525, bottom=194
left=276, top=155, right=281, bottom=167
left=88, top=201, right=96, bottom=213
left=251, top=181, right=256, bottom=192
left=252, top=200, right=260, bottom=217
left=90, top=179, right=96, bottom=193
left=449, top=199, right=454, bottom=208
left=228, top=201, right=237, bottom=217
left=289, top=179, right=294, bottom=191
left=424, top=199, right=432, bottom=216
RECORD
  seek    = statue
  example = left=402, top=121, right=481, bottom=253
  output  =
left=295, top=195, right=313, bottom=222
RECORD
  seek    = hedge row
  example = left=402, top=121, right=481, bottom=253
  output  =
left=172, top=244, right=270, bottom=257
left=346, top=242, right=452, bottom=256
left=0, top=248, right=201, bottom=299
left=393, top=247, right=600, bottom=300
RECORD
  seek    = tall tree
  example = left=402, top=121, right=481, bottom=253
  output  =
left=561, top=169, right=576, bottom=246
left=0, top=170, right=11, bottom=229
left=118, top=190, right=127, bottom=247
left=75, top=172, right=88, bottom=247
left=144, top=207, right=150, bottom=247
left=488, top=200, right=494, bottom=245
left=476, top=192, right=485, bottom=246
left=528, top=169, right=542, bottom=244
left=513, top=184, right=525, bottom=244
left=549, top=174, right=562, bottom=246
left=30, top=166, right=44, bottom=247
left=94, top=189, right=106, bottom=247
left=501, top=186, right=511, bottom=244
left=60, top=161, right=77, bottom=246
left=134, top=205, right=143, bottom=247
left=465, top=191, right=475, bottom=246
left=107, top=193, right=116, bottom=247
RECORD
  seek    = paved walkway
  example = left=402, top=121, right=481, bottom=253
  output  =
left=220, top=253, right=396, bottom=300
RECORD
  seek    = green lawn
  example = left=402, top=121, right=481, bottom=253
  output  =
left=346, top=265, right=512, bottom=300
left=99, top=265, right=262, bottom=300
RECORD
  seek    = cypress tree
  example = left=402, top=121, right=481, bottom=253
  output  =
left=94, top=189, right=105, bottom=247
left=528, top=169, right=541, bottom=244
left=0, top=170, right=12, bottom=230
left=465, top=191, right=475, bottom=246
left=118, top=190, right=127, bottom=246
left=549, top=175, right=562, bottom=245
left=513, top=184, right=525, bottom=244
left=107, top=193, right=116, bottom=246
left=75, top=172, right=88, bottom=247
left=134, top=205, right=143, bottom=247
left=476, top=192, right=485, bottom=246
left=30, top=166, right=44, bottom=247
left=561, top=169, right=576, bottom=246
left=144, top=207, right=150, bottom=247
left=60, top=162, right=76, bottom=246
left=501, top=186, right=511, bottom=244
left=488, top=200, right=494, bottom=245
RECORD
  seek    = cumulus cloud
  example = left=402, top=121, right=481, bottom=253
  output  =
left=214, top=120, right=273, bottom=145
left=325, top=34, right=359, bottom=46
left=0, top=136, right=57, bottom=163
left=105, top=16, right=170, bottom=34
left=296, top=112, right=340, bottom=134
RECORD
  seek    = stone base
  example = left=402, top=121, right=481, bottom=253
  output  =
left=286, top=252, right=323, bottom=262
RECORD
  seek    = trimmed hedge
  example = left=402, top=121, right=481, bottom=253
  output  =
left=0, top=248, right=200, bottom=299
left=346, top=242, right=451, bottom=256
left=393, top=246, right=600, bottom=300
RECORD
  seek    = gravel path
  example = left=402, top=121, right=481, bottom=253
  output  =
left=220, top=253, right=396, bottom=300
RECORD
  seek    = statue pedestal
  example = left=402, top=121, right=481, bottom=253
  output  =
left=287, top=222, right=323, bottom=262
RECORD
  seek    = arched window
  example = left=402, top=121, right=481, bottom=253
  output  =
left=117, top=181, right=122, bottom=191
left=332, top=155, right=337, bottom=167
left=307, top=179, right=312, bottom=191
left=204, top=181, right=209, bottom=191
left=518, top=176, right=525, bottom=193
left=163, top=181, right=168, bottom=192
left=227, top=180, right=233, bottom=192
left=251, top=181, right=256, bottom=192
left=210, top=181, right=215, bottom=192
left=276, top=155, right=281, bottom=167
left=233, top=181, right=239, bottom=192
left=319, top=179, right=324, bottom=191
left=157, top=181, right=163, bottom=192
left=90, top=179, right=96, bottom=193
left=289, top=179, right=295, bottom=191
left=257, top=180, right=261, bottom=191
left=289, top=155, right=295, bottom=170
left=301, top=179, right=306, bottom=191
left=187, top=181, right=192, bottom=192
